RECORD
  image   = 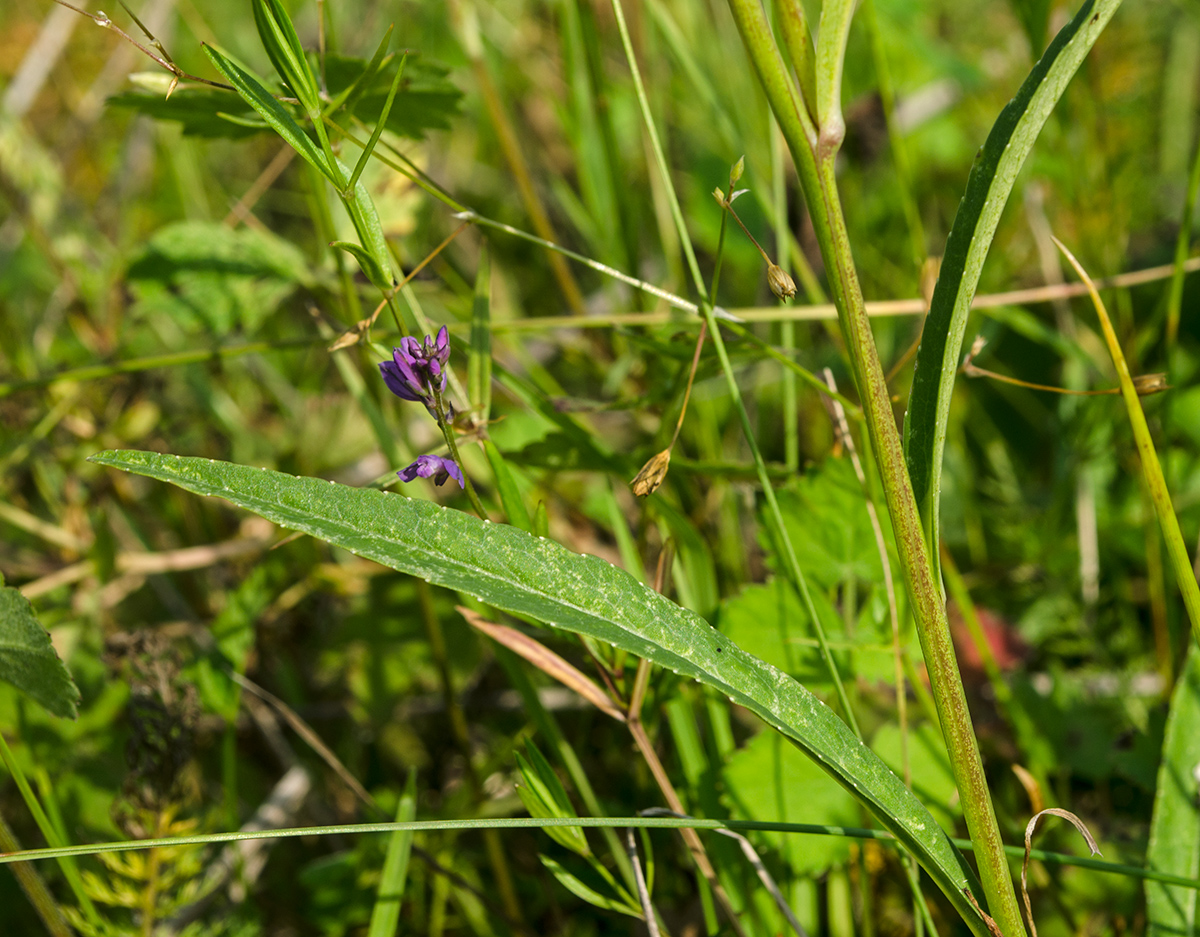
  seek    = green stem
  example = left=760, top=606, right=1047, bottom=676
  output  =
left=724, top=3, right=1022, bottom=934
left=609, top=0, right=706, bottom=299
left=772, top=123, right=800, bottom=470
left=432, top=387, right=488, bottom=519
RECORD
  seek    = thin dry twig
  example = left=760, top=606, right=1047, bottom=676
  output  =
left=963, top=887, right=1005, bottom=937
left=230, top=673, right=382, bottom=812
left=624, top=828, right=660, bottom=937
left=962, top=335, right=1168, bottom=397
left=51, top=0, right=233, bottom=93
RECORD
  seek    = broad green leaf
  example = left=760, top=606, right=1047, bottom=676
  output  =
left=325, top=54, right=463, bottom=140
left=539, top=856, right=641, bottom=918
left=107, top=89, right=261, bottom=138
left=1146, top=649, right=1200, bottom=937
left=0, top=579, right=80, bottom=720
left=368, top=771, right=417, bottom=937
left=203, top=44, right=332, bottom=182
left=772, top=457, right=883, bottom=589
left=87, top=450, right=987, bottom=931
left=723, top=728, right=858, bottom=876
left=717, top=576, right=842, bottom=685
left=903, top=0, right=1122, bottom=566
left=871, top=723, right=961, bottom=831
left=126, top=221, right=310, bottom=334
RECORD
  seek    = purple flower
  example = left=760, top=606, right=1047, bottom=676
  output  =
left=398, top=454, right=464, bottom=488
left=379, top=326, right=451, bottom=408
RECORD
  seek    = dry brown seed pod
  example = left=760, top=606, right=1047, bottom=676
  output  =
left=767, top=264, right=797, bottom=301
left=631, top=449, right=671, bottom=497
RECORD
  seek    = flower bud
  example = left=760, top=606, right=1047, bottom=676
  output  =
left=767, top=263, right=796, bottom=301
left=729, top=155, right=745, bottom=187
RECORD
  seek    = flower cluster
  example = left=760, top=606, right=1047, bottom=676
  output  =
left=379, top=326, right=452, bottom=418
left=379, top=326, right=464, bottom=489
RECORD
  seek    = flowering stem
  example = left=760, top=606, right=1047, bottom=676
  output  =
left=432, top=387, right=488, bottom=520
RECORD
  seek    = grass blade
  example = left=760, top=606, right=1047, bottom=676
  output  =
left=1146, top=649, right=1200, bottom=936
left=367, top=770, right=417, bottom=937
left=88, top=448, right=987, bottom=930
left=348, top=53, right=407, bottom=192
left=903, top=0, right=1123, bottom=565
left=1053, top=238, right=1200, bottom=646
left=469, top=242, right=493, bottom=419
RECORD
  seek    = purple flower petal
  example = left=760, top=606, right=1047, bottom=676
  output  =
left=397, top=454, right=464, bottom=489
left=441, top=458, right=464, bottom=488
left=379, top=361, right=423, bottom=401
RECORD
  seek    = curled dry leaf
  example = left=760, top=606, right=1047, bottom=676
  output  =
left=1021, top=807, right=1101, bottom=937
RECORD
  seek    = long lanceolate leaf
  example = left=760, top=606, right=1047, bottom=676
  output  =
left=903, top=0, right=1123, bottom=564
left=90, top=448, right=987, bottom=933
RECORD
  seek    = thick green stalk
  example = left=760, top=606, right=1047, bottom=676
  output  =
left=724, top=2, right=1023, bottom=934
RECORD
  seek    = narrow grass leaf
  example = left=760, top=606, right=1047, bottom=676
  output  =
left=348, top=53, right=408, bottom=192
left=251, top=0, right=319, bottom=115
left=483, top=442, right=532, bottom=532
left=903, top=0, right=1123, bottom=565
left=367, top=770, right=417, bottom=937
left=1146, top=649, right=1200, bottom=937
left=469, top=243, right=493, bottom=418
left=540, top=856, right=642, bottom=918
left=202, top=44, right=332, bottom=183
left=1054, top=238, right=1200, bottom=647
left=324, top=26, right=393, bottom=117
left=88, top=450, right=986, bottom=928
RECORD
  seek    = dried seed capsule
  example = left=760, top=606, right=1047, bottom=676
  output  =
left=767, top=263, right=797, bottom=301
left=631, top=449, right=671, bottom=497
